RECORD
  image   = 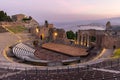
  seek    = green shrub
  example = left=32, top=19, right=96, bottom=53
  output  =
left=113, top=49, right=120, bottom=58
left=6, top=26, right=27, bottom=33
left=66, top=30, right=75, bottom=40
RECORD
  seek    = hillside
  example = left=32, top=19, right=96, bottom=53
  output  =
left=0, top=11, right=39, bottom=30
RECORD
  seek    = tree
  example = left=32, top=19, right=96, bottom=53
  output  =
left=66, top=30, right=75, bottom=40
left=0, top=11, right=12, bottom=22
left=91, top=36, right=96, bottom=42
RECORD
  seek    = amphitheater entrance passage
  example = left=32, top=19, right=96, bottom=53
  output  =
left=40, top=34, right=44, bottom=40
left=40, top=35, right=42, bottom=40
left=113, top=45, right=116, bottom=49
left=91, top=36, right=96, bottom=42
left=53, top=32, right=58, bottom=40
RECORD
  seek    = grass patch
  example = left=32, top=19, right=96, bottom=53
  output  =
left=6, top=26, right=27, bottom=33
left=113, top=49, right=120, bottom=58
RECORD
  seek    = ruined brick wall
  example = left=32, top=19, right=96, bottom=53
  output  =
left=12, top=14, right=25, bottom=21
left=102, top=35, right=120, bottom=49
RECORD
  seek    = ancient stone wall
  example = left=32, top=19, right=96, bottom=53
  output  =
left=77, top=30, right=105, bottom=48
left=102, top=35, right=120, bottom=49
left=12, top=14, right=25, bottom=21
left=0, top=18, right=39, bottom=29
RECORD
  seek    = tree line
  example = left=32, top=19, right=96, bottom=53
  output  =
left=0, top=11, right=12, bottom=22
left=66, top=30, right=77, bottom=40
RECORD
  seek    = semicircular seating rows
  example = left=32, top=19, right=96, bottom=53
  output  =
left=12, top=43, right=49, bottom=63
left=13, top=43, right=35, bottom=58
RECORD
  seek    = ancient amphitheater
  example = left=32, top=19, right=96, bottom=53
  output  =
left=0, top=25, right=120, bottom=80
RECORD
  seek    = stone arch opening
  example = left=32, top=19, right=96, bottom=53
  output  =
left=40, top=34, right=44, bottom=40
left=91, top=36, right=96, bottom=42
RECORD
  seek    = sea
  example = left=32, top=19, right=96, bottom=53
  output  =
left=54, top=23, right=105, bottom=32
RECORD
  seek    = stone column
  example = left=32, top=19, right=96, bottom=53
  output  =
left=81, top=34, right=83, bottom=46
left=77, top=34, right=80, bottom=45
left=89, top=36, right=91, bottom=47
left=82, top=34, right=84, bottom=46
left=86, top=34, right=88, bottom=47
left=79, top=35, right=81, bottom=45
left=84, top=34, right=87, bottom=46
left=96, top=35, right=100, bottom=48
left=83, top=34, right=86, bottom=46
left=77, top=35, right=81, bottom=45
left=87, top=35, right=90, bottom=47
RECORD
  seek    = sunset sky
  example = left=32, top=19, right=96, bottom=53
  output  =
left=0, top=0, right=120, bottom=23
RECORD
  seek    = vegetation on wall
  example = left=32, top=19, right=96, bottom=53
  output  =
left=0, top=11, right=12, bottom=22
left=22, top=16, right=32, bottom=21
left=6, top=26, right=27, bottom=33
left=91, top=36, right=96, bottom=42
left=113, top=49, right=120, bottom=58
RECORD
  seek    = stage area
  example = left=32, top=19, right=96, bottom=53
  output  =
left=42, top=43, right=88, bottom=57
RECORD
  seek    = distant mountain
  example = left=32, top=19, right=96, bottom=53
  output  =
left=54, top=17, right=120, bottom=27
left=93, top=17, right=120, bottom=25
left=53, top=17, right=120, bottom=32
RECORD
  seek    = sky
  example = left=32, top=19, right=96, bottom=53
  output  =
left=1, top=0, right=120, bottom=23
